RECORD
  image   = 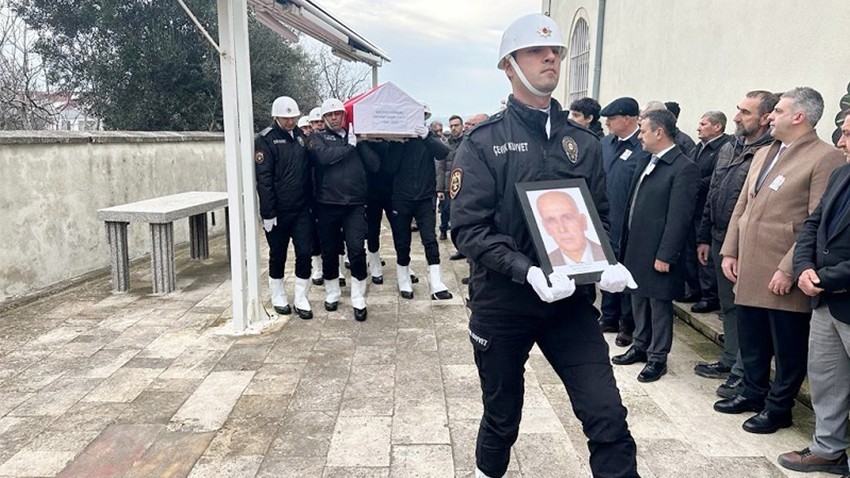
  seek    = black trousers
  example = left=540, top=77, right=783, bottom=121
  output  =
left=600, top=245, right=634, bottom=332
left=390, top=198, right=440, bottom=266
left=264, top=208, right=313, bottom=280
left=366, top=195, right=394, bottom=254
left=439, top=195, right=451, bottom=233
left=738, top=305, right=810, bottom=413
left=315, top=203, right=367, bottom=281
left=469, top=300, right=638, bottom=478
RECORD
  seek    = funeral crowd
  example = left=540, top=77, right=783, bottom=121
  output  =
left=253, top=12, right=850, bottom=478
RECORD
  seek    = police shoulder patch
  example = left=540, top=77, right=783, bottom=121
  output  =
left=562, top=136, right=579, bottom=163
left=254, top=151, right=264, bottom=164
left=449, top=168, right=463, bottom=199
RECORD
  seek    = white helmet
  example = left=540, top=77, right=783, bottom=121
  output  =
left=297, top=116, right=310, bottom=128
left=271, top=96, right=300, bottom=118
left=321, top=98, right=345, bottom=117
left=308, top=107, right=322, bottom=122
left=422, top=102, right=432, bottom=121
left=497, top=13, right=566, bottom=70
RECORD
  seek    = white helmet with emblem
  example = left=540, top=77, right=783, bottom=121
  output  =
left=422, top=102, right=432, bottom=121
left=297, top=116, right=310, bottom=128
left=308, top=107, right=322, bottom=122
left=271, top=96, right=300, bottom=118
left=321, top=98, right=345, bottom=117
left=497, top=13, right=566, bottom=70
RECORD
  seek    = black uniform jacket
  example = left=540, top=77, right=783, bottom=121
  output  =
left=794, top=164, right=850, bottom=321
left=620, top=146, right=698, bottom=300
left=306, top=128, right=380, bottom=206
left=450, top=95, right=609, bottom=317
left=254, top=123, right=311, bottom=219
left=388, top=132, right=450, bottom=202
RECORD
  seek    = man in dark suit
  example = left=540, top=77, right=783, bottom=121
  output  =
left=537, top=191, right=607, bottom=267
left=777, top=112, right=850, bottom=475
left=611, top=109, right=698, bottom=382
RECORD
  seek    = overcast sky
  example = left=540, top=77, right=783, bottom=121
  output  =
left=306, top=0, right=544, bottom=122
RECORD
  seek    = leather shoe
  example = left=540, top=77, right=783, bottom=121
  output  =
left=273, top=305, right=291, bottom=315
left=694, top=361, right=731, bottom=379
left=431, top=290, right=453, bottom=300
left=449, top=251, right=466, bottom=261
left=716, top=374, right=744, bottom=399
left=400, top=291, right=414, bottom=300
left=599, top=321, right=618, bottom=333
left=611, top=347, right=648, bottom=365
left=713, top=395, right=763, bottom=414
left=371, top=275, right=383, bottom=285
left=439, top=231, right=447, bottom=241
left=615, top=328, right=633, bottom=347
left=743, top=409, right=792, bottom=434
left=461, top=277, right=469, bottom=285
left=778, top=447, right=848, bottom=473
left=339, top=277, right=346, bottom=287
left=354, top=307, right=367, bottom=322
left=312, top=277, right=324, bottom=286
left=294, top=307, right=313, bottom=320
left=637, top=361, right=667, bottom=382
left=679, top=291, right=701, bottom=303
left=324, top=301, right=338, bottom=312
left=410, top=274, right=419, bottom=284
left=691, top=300, right=720, bottom=313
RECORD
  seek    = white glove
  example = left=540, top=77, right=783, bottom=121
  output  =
left=414, top=125, right=429, bottom=139
left=262, top=217, right=276, bottom=232
left=526, top=266, right=576, bottom=303
left=599, top=263, right=638, bottom=293
left=347, top=125, right=357, bottom=146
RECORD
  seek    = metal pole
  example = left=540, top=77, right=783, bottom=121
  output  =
left=216, top=0, right=248, bottom=332
left=592, top=0, right=606, bottom=100
left=372, top=65, right=378, bottom=88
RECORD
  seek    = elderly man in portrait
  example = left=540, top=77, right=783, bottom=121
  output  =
left=536, top=190, right=606, bottom=267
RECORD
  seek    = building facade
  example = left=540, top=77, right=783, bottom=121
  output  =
left=546, top=0, right=850, bottom=142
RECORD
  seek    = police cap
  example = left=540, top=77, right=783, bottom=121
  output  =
left=599, top=97, right=639, bottom=117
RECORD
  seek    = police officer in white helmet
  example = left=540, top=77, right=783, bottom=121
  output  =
left=450, top=14, right=639, bottom=477
left=254, top=96, right=315, bottom=320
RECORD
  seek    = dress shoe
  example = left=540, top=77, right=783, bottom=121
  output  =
left=400, top=291, right=414, bottom=300
left=273, top=305, right=291, bottom=315
left=410, top=274, right=419, bottom=284
left=679, top=291, right=701, bottom=303
left=295, top=307, right=313, bottom=320
left=439, top=231, right=447, bottom=241
left=691, top=300, right=720, bottom=313
left=743, top=409, right=792, bottom=434
left=694, top=361, right=731, bottom=379
left=778, top=447, right=848, bottom=473
left=431, top=290, right=453, bottom=300
left=339, top=277, right=346, bottom=287
left=637, top=361, right=667, bottom=383
left=713, top=395, right=763, bottom=414
left=615, top=328, right=633, bottom=347
left=461, top=277, right=469, bottom=285
left=324, top=301, right=338, bottom=312
left=449, top=251, right=466, bottom=261
left=371, top=275, right=383, bottom=285
left=599, top=321, right=618, bottom=333
left=312, top=277, right=324, bottom=286
left=611, top=347, right=648, bottom=365
left=354, top=307, right=367, bottom=322
left=716, top=374, right=744, bottom=399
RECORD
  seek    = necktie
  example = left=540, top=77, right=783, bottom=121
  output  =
left=755, top=145, right=786, bottom=192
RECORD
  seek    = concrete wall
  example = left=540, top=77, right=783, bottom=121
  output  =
left=550, top=0, right=850, bottom=142
left=0, top=131, right=227, bottom=302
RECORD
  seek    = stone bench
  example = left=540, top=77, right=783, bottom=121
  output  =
left=98, top=191, right=230, bottom=294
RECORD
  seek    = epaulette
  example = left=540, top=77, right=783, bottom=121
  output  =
left=259, top=126, right=273, bottom=137
left=465, top=111, right=503, bottom=138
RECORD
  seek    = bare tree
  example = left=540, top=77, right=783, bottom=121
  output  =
left=307, top=43, right=371, bottom=101
left=0, top=4, right=58, bottom=130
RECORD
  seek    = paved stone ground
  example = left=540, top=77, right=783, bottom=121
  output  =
left=0, top=225, right=838, bottom=478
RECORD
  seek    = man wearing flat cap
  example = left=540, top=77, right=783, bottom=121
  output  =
left=598, top=97, right=651, bottom=347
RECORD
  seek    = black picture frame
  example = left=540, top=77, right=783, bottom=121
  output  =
left=515, top=178, right=616, bottom=285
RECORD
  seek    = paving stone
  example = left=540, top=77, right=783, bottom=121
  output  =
left=0, top=393, right=32, bottom=419
left=513, top=433, right=588, bottom=477
left=55, top=424, right=162, bottom=477
left=0, top=417, right=53, bottom=464
left=82, top=367, right=164, bottom=403
left=0, top=450, right=77, bottom=477
left=48, top=402, right=128, bottom=432
left=390, top=444, right=454, bottom=478
left=243, top=363, right=303, bottom=396
left=124, top=430, right=214, bottom=478
left=104, top=325, right=168, bottom=350
left=322, top=467, right=390, bottom=478
left=70, top=349, right=140, bottom=378
left=268, top=411, right=336, bottom=458
left=137, top=329, right=200, bottom=359
left=230, top=394, right=291, bottom=421
left=393, top=400, right=450, bottom=445
left=158, top=348, right=228, bottom=380
left=115, top=391, right=192, bottom=425
left=326, top=416, right=392, bottom=467
left=187, top=454, right=264, bottom=478
left=345, top=365, right=395, bottom=398
left=340, top=395, right=394, bottom=417
left=255, top=456, right=325, bottom=477
left=203, top=417, right=278, bottom=457
left=169, top=370, right=254, bottom=432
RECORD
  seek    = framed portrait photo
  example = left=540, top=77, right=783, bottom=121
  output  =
left=516, top=179, right=616, bottom=285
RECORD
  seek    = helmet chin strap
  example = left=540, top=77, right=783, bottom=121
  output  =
left=508, top=56, right=550, bottom=98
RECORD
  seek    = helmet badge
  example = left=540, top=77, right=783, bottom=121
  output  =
left=538, top=26, right=552, bottom=38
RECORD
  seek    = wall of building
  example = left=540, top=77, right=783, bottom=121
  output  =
left=0, top=131, right=227, bottom=302
left=550, top=0, right=850, bottom=142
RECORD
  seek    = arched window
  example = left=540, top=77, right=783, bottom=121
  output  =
left=568, top=18, right=590, bottom=104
